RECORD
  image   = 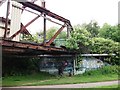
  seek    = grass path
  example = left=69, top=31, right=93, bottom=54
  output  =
left=2, top=73, right=118, bottom=87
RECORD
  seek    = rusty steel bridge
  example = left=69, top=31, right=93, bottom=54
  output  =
left=0, top=0, right=76, bottom=57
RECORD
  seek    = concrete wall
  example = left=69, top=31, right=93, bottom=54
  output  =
left=82, top=57, right=104, bottom=69
left=75, top=57, right=104, bottom=75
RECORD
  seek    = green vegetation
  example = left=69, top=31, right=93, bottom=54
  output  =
left=2, top=73, right=118, bottom=87
left=82, top=65, right=119, bottom=76
left=23, top=74, right=117, bottom=86
left=66, top=24, right=91, bottom=49
left=65, top=21, right=120, bottom=65
left=2, top=72, right=55, bottom=87
left=2, top=57, right=40, bottom=76
left=99, top=23, right=120, bottom=42
left=2, top=66, right=118, bottom=87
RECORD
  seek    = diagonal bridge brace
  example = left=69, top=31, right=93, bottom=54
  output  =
left=9, top=15, right=41, bottom=40
left=45, top=24, right=66, bottom=46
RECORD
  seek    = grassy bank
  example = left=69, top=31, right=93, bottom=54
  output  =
left=2, top=73, right=118, bottom=87
left=2, top=66, right=119, bottom=87
left=2, top=72, right=54, bottom=87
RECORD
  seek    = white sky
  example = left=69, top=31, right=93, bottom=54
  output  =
left=0, top=0, right=119, bottom=34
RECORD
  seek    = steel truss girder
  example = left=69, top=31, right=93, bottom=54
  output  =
left=4, top=0, right=73, bottom=46
left=19, top=1, right=72, bottom=27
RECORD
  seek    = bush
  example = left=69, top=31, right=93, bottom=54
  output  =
left=82, top=65, right=118, bottom=76
left=2, top=57, right=40, bottom=76
left=101, top=65, right=118, bottom=75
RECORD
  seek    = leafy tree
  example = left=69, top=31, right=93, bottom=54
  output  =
left=82, top=20, right=100, bottom=37
left=89, top=37, right=120, bottom=65
left=112, top=25, right=120, bottom=42
left=46, top=27, right=57, bottom=39
left=65, top=24, right=120, bottom=65
left=99, top=23, right=120, bottom=42
left=65, top=24, right=91, bottom=50
left=90, top=37, right=119, bottom=54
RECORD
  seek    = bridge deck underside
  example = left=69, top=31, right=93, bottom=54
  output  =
left=0, top=39, right=76, bottom=57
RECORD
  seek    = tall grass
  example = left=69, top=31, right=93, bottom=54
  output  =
left=2, top=65, right=119, bottom=86
left=77, top=65, right=119, bottom=76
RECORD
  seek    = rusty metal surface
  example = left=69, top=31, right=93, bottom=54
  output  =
left=19, top=1, right=72, bottom=27
left=1, top=39, right=76, bottom=57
